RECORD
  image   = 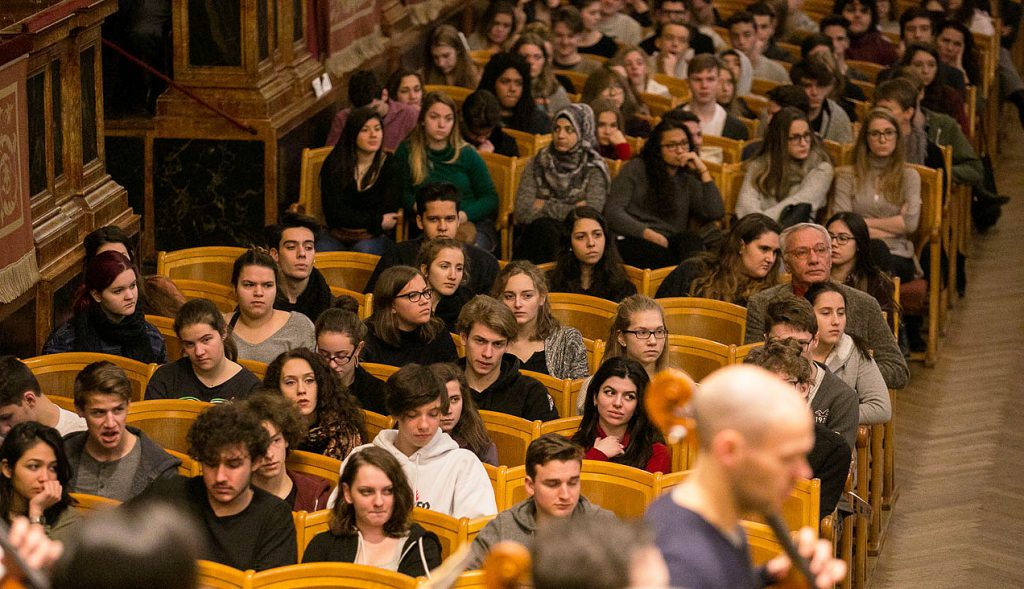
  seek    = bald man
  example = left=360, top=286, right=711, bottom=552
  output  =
left=644, top=365, right=846, bottom=589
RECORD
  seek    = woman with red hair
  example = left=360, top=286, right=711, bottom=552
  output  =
left=43, top=250, right=166, bottom=363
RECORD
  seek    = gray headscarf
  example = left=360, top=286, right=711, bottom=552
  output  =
left=532, top=103, right=610, bottom=202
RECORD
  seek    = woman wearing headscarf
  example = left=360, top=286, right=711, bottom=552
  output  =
left=512, top=103, right=611, bottom=264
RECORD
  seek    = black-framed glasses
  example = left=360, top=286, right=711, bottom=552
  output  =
left=622, top=328, right=669, bottom=340
left=318, top=349, right=356, bottom=367
left=829, top=232, right=853, bottom=245
left=395, top=288, right=433, bottom=303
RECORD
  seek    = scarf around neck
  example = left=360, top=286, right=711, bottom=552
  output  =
left=73, top=304, right=159, bottom=363
left=532, top=103, right=609, bottom=202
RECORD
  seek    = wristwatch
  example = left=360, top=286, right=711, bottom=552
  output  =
left=28, top=515, right=44, bottom=525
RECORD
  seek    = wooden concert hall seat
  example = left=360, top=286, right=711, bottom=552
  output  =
left=23, top=352, right=156, bottom=402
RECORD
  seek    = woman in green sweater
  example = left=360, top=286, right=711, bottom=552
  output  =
left=395, top=92, right=500, bottom=253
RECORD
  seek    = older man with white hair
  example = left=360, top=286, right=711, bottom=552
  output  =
left=744, top=223, right=908, bottom=389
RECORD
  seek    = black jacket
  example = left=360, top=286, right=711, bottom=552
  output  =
left=808, top=423, right=851, bottom=516
left=462, top=354, right=559, bottom=422
left=351, top=364, right=388, bottom=415
left=275, top=267, right=333, bottom=324
left=302, top=523, right=442, bottom=577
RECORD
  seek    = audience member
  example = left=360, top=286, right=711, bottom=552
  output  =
left=263, top=348, right=366, bottom=460
left=591, top=98, right=633, bottom=159
left=418, top=237, right=473, bottom=328
left=82, top=226, right=184, bottom=317
left=682, top=54, right=750, bottom=140
left=726, top=11, right=790, bottom=83
left=429, top=363, right=499, bottom=465
left=832, top=108, right=922, bottom=283
left=0, top=423, right=80, bottom=542
left=319, top=106, right=403, bottom=255
left=745, top=223, right=909, bottom=388
left=146, top=298, right=261, bottom=402
left=575, top=0, right=620, bottom=58
left=514, top=32, right=574, bottom=116
left=137, top=402, right=297, bottom=571
left=457, top=295, right=559, bottom=421
left=800, top=35, right=868, bottom=120
left=825, top=212, right=898, bottom=322
left=330, top=364, right=497, bottom=518
left=597, top=0, right=644, bottom=45
left=324, top=70, right=419, bottom=150
left=804, top=282, right=892, bottom=425
left=226, top=249, right=316, bottom=364
left=365, top=183, right=500, bottom=296
left=571, top=357, right=669, bottom=472
left=363, top=266, right=459, bottom=366
left=750, top=1, right=795, bottom=63
left=736, top=108, right=834, bottom=226
left=387, top=69, right=424, bottom=109
left=479, top=52, right=553, bottom=135
left=66, top=362, right=179, bottom=501
left=899, top=43, right=968, bottom=132
left=514, top=104, right=611, bottom=263
left=469, top=0, right=519, bottom=51
left=43, top=250, right=166, bottom=363
left=645, top=365, right=847, bottom=589
left=267, top=213, right=334, bottom=319
left=245, top=392, right=332, bottom=511
left=461, top=90, right=521, bottom=157
left=790, top=58, right=854, bottom=142
left=394, top=93, right=500, bottom=252
left=552, top=7, right=603, bottom=75
left=315, top=307, right=387, bottom=414
left=876, top=9, right=966, bottom=90
left=548, top=207, right=638, bottom=301
left=492, top=261, right=589, bottom=380
left=0, top=356, right=86, bottom=438
left=835, top=0, right=899, bottom=64
left=304, top=446, right=442, bottom=575
left=655, top=213, right=782, bottom=305
left=423, top=24, right=480, bottom=88
left=606, top=119, right=724, bottom=268
left=717, top=63, right=756, bottom=120
left=581, top=66, right=653, bottom=137
left=648, top=21, right=693, bottom=78
left=468, top=434, right=616, bottom=568
left=719, top=47, right=754, bottom=95
left=640, top=0, right=716, bottom=56
left=576, top=295, right=670, bottom=413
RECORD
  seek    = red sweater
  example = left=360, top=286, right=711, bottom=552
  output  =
left=583, top=426, right=671, bottom=473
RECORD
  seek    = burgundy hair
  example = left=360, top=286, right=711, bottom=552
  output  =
left=74, top=251, right=136, bottom=314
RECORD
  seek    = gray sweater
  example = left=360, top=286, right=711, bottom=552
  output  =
left=467, top=495, right=616, bottom=569
left=229, top=311, right=316, bottom=364
left=544, top=326, right=590, bottom=380
left=823, top=334, right=892, bottom=425
left=832, top=163, right=921, bottom=264
left=605, top=158, right=724, bottom=239
left=745, top=283, right=909, bottom=389
left=735, top=152, right=834, bottom=221
left=514, top=157, right=609, bottom=224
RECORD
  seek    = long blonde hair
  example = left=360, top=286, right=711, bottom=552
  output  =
left=851, top=108, right=908, bottom=206
left=408, top=92, right=468, bottom=186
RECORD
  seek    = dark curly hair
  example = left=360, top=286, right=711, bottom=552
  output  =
left=243, top=390, right=309, bottom=452
left=262, top=348, right=366, bottom=440
left=187, top=402, right=270, bottom=466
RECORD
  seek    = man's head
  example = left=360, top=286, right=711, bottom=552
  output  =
left=664, top=108, right=704, bottom=148
left=657, top=22, right=690, bottom=57
left=348, top=70, right=388, bottom=115
left=780, top=223, right=832, bottom=287
left=187, top=402, right=270, bottom=509
left=766, top=84, right=811, bottom=116
left=73, top=361, right=133, bottom=454
left=458, top=295, right=519, bottom=380
left=525, top=434, right=585, bottom=522
left=385, top=364, right=450, bottom=455
left=415, top=183, right=462, bottom=239
left=743, top=339, right=814, bottom=399
left=900, top=7, right=936, bottom=45
left=0, top=356, right=43, bottom=437
left=748, top=2, right=778, bottom=44
left=819, top=15, right=852, bottom=60
left=687, top=54, right=721, bottom=106
left=655, top=0, right=690, bottom=25
left=873, top=77, right=919, bottom=132
left=790, top=58, right=837, bottom=113
left=725, top=12, right=759, bottom=57
left=763, top=296, right=819, bottom=358
left=266, top=212, right=319, bottom=283
left=462, top=90, right=503, bottom=147
left=244, top=392, right=308, bottom=482
left=552, top=7, right=585, bottom=60
left=693, top=365, right=814, bottom=514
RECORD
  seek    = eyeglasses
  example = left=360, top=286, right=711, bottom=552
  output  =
left=622, top=328, right=669, bottom=340
left=786, top=244, right=829, bottom=259
left=867, top=128, right=897, bottom=141
left=788, top=132, right=814, bottom=144
left=604, top=85, right=625, bottom=96
left=661, top=141, right=690, bottom=151
left=318, top=349, right=356, bottom=367
left=829, top=232, right=853, bottom=245
left=395, top=288, right=433, bottom=303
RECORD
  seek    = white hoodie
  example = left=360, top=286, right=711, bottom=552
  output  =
left=328, top=429, right=497, bottom=519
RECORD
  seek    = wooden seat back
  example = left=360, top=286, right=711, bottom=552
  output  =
left=547, top=292, right=618, bottom=342
left=286, top=450, right=341, bottom=491
left=315, top=252, right=380, bottom=293
left=665, top=335, right=732, bottom=382
left=656, top=297, right=747, bottom=345
left=23, top=352, right=156, bottom=401
left=126, top=399, right=211, bottom=453
left=251, top=562, right=419, bottom=589
left=173, top=279, right=238, bottom=313
left=156, top=246, right=246, bottom=284
left=479, top=410, right=540, bottom=468
left=296, top=146, right=334, bottom=224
